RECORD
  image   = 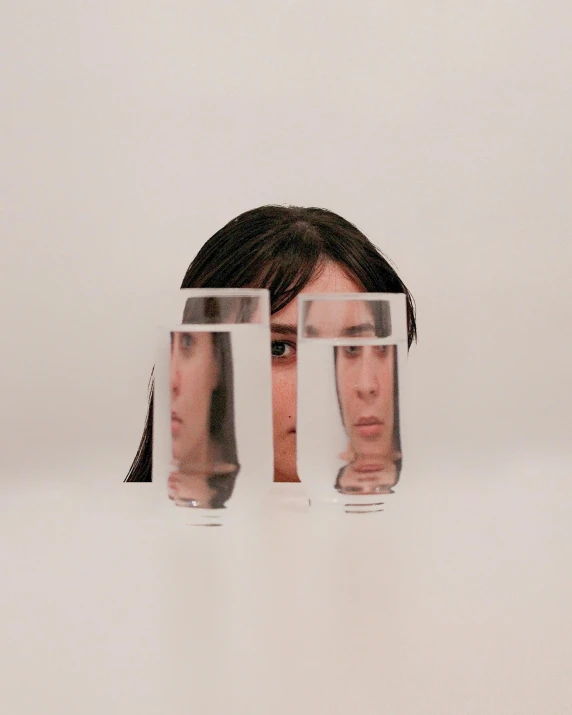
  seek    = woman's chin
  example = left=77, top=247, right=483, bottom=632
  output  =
left=274, top=468, right=301, bottom=483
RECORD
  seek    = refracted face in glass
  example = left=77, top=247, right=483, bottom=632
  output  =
left=305, top=300, right=397, bottom=466
left=170, top=331, right=219, bottom=469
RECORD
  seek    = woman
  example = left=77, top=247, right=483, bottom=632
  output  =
left=125, top=205, right=416, bottom=483
left=167, top=327, right=239, bottom=508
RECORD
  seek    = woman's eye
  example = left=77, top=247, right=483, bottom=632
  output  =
left=271, top=340, right=295, bottom=359
left=180, top=333, right=194, bottom=350
left=343, top=345, right=361, bottom=357
left=375, top=345, right=389, bottom=356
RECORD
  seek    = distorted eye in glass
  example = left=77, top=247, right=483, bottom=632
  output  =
left=180, top=333, right=194, bottom=351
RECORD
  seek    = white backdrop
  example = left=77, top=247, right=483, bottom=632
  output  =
left=1, top=1, right=571, bottom=481
left=2, top=4, right=572, bottom=714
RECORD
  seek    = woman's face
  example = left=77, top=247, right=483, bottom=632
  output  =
left=335, top=339, right=395, bottom=461
left=270, top=263, right=364, bottom=482
left=170, top=331, right=219, bottom=468
left=304, top=298, right=396, bottom=461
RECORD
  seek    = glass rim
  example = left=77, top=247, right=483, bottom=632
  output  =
left=178, top=288, right=270, bottom=297
left=297, top=292, right=406, bottom=303
left=161, top=323, right=269, bottom=332
left=177, top=288, right=270, bottom=325
left=297, top=292, right=407, bottom=341
left=297, top=336, right=403, bottom=345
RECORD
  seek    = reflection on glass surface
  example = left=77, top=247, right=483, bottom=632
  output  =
left=169, top=329, right=239, bottom=509
left=182, top=295, right=262, bottom=325
left=303, top=297, right=392, bottom=339
left=297, top=295, right=405, bottom=511
left=335, top=453, right=401, bottom=495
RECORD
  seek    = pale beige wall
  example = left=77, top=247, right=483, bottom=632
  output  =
left=1, top=1, right=571, bottom=482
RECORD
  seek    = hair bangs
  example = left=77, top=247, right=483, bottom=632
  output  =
left=249, top=245, right=324, bottom=314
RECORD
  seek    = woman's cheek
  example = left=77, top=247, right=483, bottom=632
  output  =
left=270, top=362, right=299, bottom=480
left=271, top=364, right=296, bottom=430
left=337, top=367, right=351, bottom=418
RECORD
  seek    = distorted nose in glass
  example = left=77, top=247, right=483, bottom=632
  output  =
left=303, top=298, right=401, bottom=495
left=168, top=329, right=239, bottom=508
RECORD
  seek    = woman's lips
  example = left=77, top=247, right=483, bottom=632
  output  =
left=171, top=415, right=183, bottom=437
left=354, top=422, right=383, bottom=438
left=354, top=417, right=383, bottom=437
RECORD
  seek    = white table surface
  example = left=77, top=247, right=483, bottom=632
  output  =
left=2, top=453, right=571, bottom=714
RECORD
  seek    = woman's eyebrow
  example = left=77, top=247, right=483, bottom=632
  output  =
left=340, top=322, right=375, bottom=337
left=270, top=323, right=298, bottom=336
left=301, top=322, right=376, bottom=337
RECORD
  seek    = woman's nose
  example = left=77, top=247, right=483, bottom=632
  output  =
left=355, top=351, right=379, bottom=398
left=170, top=362, right=180, bottom=396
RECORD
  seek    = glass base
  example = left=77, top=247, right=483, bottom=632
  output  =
left=309, top=492, right=393, bottom=514
left=173, top=503, right=227, bottom=526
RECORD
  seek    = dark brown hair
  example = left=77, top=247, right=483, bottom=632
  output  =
left=125, top=205, right=416, bottom=482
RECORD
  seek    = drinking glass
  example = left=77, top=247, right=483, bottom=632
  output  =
left=153, top=289, right=274, bottom=525
left=296, top=293, right=408, bottom=514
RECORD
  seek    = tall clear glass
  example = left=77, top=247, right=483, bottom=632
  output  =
left=297, top=293, right=408, bottom=514
left=153, top=289, right=274, bottom=526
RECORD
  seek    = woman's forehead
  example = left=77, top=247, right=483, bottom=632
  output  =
left=306, top=299, right=372, bottom=332
left=308, top=263, right=364, bottom=294
left=272, top=263, right=363, bottom=324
